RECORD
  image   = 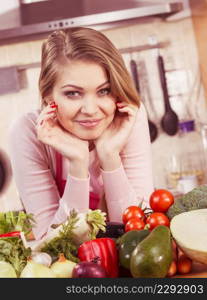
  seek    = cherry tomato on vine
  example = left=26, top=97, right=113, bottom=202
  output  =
left=125, top=218, right=145, bottom=232
left=146, top=212, right=170, bottom=230
left=122, top=206, right=145, bottom=225
left=149, top=189, right=174, bottom=213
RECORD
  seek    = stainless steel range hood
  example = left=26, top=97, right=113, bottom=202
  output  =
left=0, top=0, right=183, bottom=44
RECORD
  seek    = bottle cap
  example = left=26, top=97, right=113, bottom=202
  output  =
left=179, top=120, right=195, bottom=132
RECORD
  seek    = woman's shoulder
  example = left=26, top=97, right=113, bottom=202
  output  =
left=133, top=101, right=148, bottom=128
left=121, top=101, right=150, bottom=152
left=137, top=101, right=147, bottom=117
left=8, top=109, right=41, bottom=138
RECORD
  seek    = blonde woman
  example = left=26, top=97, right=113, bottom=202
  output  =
left=8, top=27, right=154, bottom=240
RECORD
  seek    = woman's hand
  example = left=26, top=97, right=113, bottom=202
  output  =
left=36, top=102, right=89, bottom=178
left=94, top=101, right=138, bottom=169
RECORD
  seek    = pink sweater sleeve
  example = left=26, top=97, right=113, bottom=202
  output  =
left=101, top=103, right=154, bottom=222
left=8, top=113, right=89, bottom=240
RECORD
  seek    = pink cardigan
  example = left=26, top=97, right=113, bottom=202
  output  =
left=8, top=103, right=154, bottom=240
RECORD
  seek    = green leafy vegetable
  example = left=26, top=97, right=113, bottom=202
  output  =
left=41, top=210, right=79, bottom=263
left=86, top=209, right=106, bottom=240
left=0, top=237, right=31, bottom=277
left=0, top=211, right=35, bottom=235
left=166, top=185, right=207, bottom=219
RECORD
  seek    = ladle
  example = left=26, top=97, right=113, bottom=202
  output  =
left=157, top=54, right=179, bottom=136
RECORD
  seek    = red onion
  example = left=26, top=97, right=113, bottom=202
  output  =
left=72, top=261, right=107, bottom=278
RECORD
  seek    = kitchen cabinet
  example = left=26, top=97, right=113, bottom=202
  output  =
left=190, top=0, right=207, bottom=101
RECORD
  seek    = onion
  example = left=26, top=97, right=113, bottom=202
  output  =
left=31, top=252, right=52, bottom=267
left=72, top=262, right=107, bottom=278
left=20, top=259, right=55, bottom=278
left=0, top=261, right=17, bottom=278
left=50, top=253, right=77, bottom=278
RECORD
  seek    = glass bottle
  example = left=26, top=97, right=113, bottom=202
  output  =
left=165, top=120, right=206, bottom=195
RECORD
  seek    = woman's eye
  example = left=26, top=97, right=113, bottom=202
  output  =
left=63, top=91, right=81, bottom=98
left=98, top=88, right=111, bottom=96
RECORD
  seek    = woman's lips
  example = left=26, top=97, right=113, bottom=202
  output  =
left=76, top=119, right=102, bottom=128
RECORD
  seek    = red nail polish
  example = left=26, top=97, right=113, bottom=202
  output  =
left=47, top=110, right=56, bottom=114
left=50, top=104, right=58, bottom=108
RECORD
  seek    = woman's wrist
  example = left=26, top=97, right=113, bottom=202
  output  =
left=68, top=159, right=89, bottom=179
left=98, top=152, right=121, bottom=171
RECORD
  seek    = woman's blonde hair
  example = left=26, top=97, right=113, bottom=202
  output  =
left=39, top=27, right=140, bottom=108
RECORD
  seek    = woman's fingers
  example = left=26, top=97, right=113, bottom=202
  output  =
left=116, top=101, right=137, bottom=117
left=36, top=102, right=58, bottom=128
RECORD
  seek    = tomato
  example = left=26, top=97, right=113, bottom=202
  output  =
left=124, top=218, right=145, bottom=232
left=149, top=189, right=174, bottom=213
left=146, top=212, right=170, bottom=230
left=122, top=206, right=145, bottom=225
left=177, top=255, right=192, bottom=274
left=167, top=260, right=177, bottom=277
left=172, top=239, right=178, bottom=261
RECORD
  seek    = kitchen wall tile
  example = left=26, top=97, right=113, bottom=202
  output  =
left=103, top=25, right=131, bottom=49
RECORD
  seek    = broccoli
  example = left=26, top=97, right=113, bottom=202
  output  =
left=166, top=185, right=207, bottom=219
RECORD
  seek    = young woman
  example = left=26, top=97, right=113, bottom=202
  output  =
left=8, top=27, right=154, bottom=240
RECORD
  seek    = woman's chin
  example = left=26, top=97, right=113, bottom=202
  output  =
left=76, top=131, right=101, bottom=141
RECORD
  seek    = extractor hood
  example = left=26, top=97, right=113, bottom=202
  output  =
left=0, top=0, right=183, bottom=44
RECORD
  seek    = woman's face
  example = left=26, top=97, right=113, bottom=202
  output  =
left=51, top=60, right=117, bottom=140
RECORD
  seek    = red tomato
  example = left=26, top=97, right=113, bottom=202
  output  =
left=167, top=260, right=177, bottom=277
left=146, top=212, right=170, bottom=230
left=149, top=189, right=174, bottom=213
left=125, top=218, right=145, bottom=232
left=122, top=206, right=145, bottom=225
left=177, top=255, right=192, bottom=274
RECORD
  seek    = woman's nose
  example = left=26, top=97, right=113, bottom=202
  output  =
left=81, top=97, right=99, bottom=115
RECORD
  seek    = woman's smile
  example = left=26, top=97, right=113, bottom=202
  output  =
left=75, top=118, right=103, bottom=128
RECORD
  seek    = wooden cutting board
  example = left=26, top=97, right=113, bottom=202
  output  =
left=173, top=261, right=207, bottom=278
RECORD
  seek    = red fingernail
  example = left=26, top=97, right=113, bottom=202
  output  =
left=50, top=104, right=58, bottom=108
left=47, top=110, right=56, bottom=114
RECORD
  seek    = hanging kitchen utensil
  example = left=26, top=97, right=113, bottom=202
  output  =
left=0, top=160, right=5, bottom=192
left=130, top=59, right=141, bottom=92
left=130, top=59, right=158, bottom=142
left=157, top=54, right=179, bottom=136
left=0, top=151, right=12, bottom=195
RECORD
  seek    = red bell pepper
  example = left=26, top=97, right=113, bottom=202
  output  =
left=77, top=237, right=119, bottom=278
